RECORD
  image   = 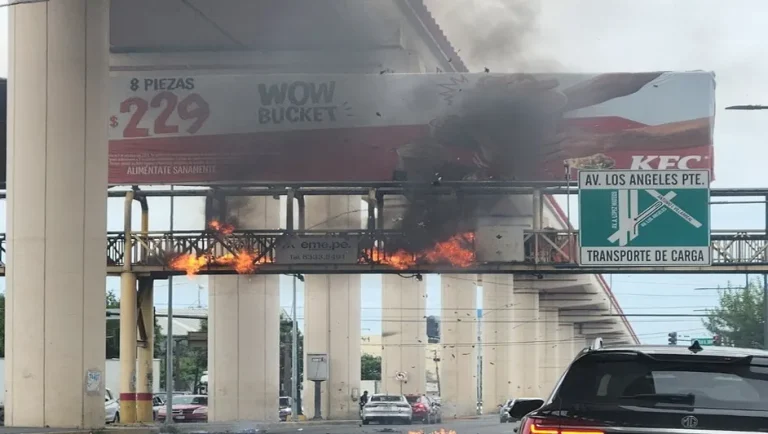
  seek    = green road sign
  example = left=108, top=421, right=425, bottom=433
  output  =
left=578, top=170, right=710, bottom=266
left=694, top=337, right=714, bottom=346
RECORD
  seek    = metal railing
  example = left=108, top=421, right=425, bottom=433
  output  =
left=0, top=229, right=765, bottom=272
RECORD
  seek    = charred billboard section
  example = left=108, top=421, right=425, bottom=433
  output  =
left=113, top=71, right=714, bottom=264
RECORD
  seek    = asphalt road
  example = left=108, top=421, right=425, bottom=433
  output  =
left=174, top=416, right=518, bottom=434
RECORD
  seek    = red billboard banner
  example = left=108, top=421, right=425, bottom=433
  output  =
left=108, top=72, right=715, bottom=185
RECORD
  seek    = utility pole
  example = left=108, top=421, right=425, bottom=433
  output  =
left=165, top=184, right=175, bottom=424
left=432, top=349, right=441, bottom=397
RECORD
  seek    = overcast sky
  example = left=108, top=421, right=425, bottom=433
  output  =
left=1, top=1, right=767, bottom=345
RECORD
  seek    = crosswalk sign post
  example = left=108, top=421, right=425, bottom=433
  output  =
left=578, top=170, right=711, bottom=266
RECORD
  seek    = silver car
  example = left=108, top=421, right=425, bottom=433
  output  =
left=361, top=394, right=413, bottom=425
left=105, top=388, right=119, bottom=424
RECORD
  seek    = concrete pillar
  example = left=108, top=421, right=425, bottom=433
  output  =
left=136, top=279, right=154, bottom=422
left=440, top=276, right=477, bottom=418
left=381, top=196, right=426, bottom=396
left=481, top=275, right=516, bottom=413
left=119, top=273, right=138, bottom=423
left=209, top=197, right=281, bottom=422
left=538, top=308, right=560, bottom=397
left=303, top=196, right=362, bottom=420
left=5, top=0, right=109, bottom=427
left=512, top=288, right=540, bottom=396
left=557, top=322, right=575, bottom=377
left=381, top=276, right=427, bottom=395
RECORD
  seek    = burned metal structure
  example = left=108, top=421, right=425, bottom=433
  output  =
left=0, top=182, right=764, bottom=275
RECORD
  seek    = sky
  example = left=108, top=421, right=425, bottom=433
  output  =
left=1, top=1, right=767, bottom=345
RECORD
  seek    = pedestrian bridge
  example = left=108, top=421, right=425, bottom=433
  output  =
left=0, top=228, right=763, bottom=276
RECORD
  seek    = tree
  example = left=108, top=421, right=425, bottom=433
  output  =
left=361, top=354, right=381, bottom=381
left=106, top=290, right=120, bottom=358
left=703, top=280, right=764, bottom=348
left=427, top=315, right=440, bottom=343
left=105, top=289, right=165, bottom=360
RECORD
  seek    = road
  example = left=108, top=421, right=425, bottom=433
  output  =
left=147, top=415, right=514, bottom=434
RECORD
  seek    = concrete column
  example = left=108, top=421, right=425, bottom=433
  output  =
left=303, top=196, right=362, bottom=420
left=557, top=322, right=575, bottom=377
left=538, top=308, right=560, bottom=397
left=119, top=273, right=138, bottom=422
left=5, top=0, right=109, bottom=428
left=481, top=275, right=516, bottom=413
left=209, top=197, right=281, bottom=422
left=440, top=276, right=477, bottom=418
left=512, top=288, right=540, bottom=396
left=136, top=278, right=154, bottom=422
left=381, top=276, right=427, bottom=395
left=381, top=196, right=426, bottom=396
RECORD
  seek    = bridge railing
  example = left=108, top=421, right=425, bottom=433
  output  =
left=0, top=230, right=765, bottom=269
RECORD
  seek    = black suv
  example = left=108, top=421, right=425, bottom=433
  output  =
left=513, top=339, right=768, bottom=434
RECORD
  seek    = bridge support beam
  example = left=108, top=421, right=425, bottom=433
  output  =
left=440, top=276, right=478, bottom=417
left=136, top=278, right=154, bottom=423
left=512, top=286, right=541, bottom=396
left=557, top=321, right=575, bottom=374
left=381, top=196, right=426, bottom=396
left=119, top=272, right=138, bottom=423
left=481, top=274, right=517, bottom=413
left=303, top=196, right=362, bottom=420
left=5, top=0, right=109, bottom=428
left=538, top=308, right=560, bottom=396
left=208, top=197, right=280, bottom=422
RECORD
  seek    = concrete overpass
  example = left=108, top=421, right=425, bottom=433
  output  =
left=2, top=0, right=735, bottom=428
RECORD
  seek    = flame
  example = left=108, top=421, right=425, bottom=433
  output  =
left=208, top=220, right=234, bottom=234
left=168, top=220, right=271, bottom=277
left=169, top=220, right=476, bottom=276
left=369, top=232, right=476, bottom=270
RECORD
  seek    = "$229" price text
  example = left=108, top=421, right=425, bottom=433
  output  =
left=109, top=91, right=210, bottom=138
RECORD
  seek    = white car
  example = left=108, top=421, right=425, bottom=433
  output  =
left=105, top=388, right=119, bottom=424
left=361, top=394, right=412, bottom=425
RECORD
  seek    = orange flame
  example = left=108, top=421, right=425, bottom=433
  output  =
left=169, top=220, right=271, bottom=277
left=369, top=232, right=476, bottom=270
left=208, top=220, right=234, bottom=234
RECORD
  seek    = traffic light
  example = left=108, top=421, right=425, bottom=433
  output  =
left=713, top=335, right=722, bottom=346
left=668, top=331, right=678, bottom=345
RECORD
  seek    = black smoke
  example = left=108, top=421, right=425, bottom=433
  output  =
left=388, top=74, right=567, bottom=253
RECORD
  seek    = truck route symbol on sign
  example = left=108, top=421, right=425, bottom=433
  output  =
left=578, top=169, right=711, bottom=267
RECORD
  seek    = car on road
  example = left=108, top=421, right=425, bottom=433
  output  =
left=361, top=394, right=413, bottom=425
left=515, top=338, right=768, bottom=434
left=105, top=388, right=119, bottom=424
left=501, top=398, right=545, bottom=423
left=405, top=394, right=441, bottom=423
left=156, top=394, right=208, bottom=423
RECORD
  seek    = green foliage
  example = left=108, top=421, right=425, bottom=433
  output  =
left=703, top=280, right=765, bottom=348
left=361, top=353, right=381, bottom=381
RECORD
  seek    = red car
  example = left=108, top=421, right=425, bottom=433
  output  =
left=405, top=394, right=440, bottom=424
left=156, top=395, right=208, bottom=423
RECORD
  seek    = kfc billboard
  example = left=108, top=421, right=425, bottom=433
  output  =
left=108, top=72, right=715, bottom=185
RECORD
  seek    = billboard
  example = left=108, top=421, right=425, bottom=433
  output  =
left=108, top=72, right=715, bottom=185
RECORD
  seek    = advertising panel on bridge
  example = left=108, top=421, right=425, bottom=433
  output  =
left=108, top=71, right=715, bottom=185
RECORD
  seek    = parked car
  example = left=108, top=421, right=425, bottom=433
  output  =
left=156, top=394, right=208, bottom=423
left=105, top=388, right=120, bottom=424
left=361, top=394, right=413, bottom=425
left=152, top=395, right=165, bottom=421
left=501, top=398, right=544, bottom=423
left=405, top=394, right=441, bottom=424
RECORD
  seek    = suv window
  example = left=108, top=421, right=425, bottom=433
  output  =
left=558, top=353, right=768, bottom=411
left=405, top=395, right=420, bottom=404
